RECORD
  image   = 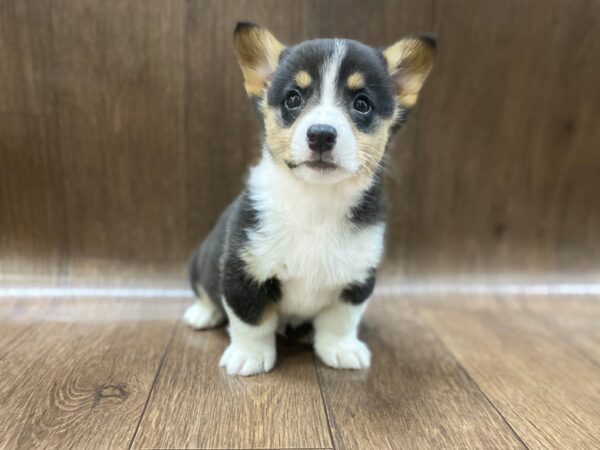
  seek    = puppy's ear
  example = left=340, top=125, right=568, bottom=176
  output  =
left=382, top=35, right=435, bottom=108
left=234, top=22, right=285, bottom=97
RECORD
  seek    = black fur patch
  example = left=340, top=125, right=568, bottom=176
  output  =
left=188, top=200, right=240, bottom=308
left=338, top=41, right=396, bottom=132
left=348, top=168, right=386, bottom=226
left=268, top=40, right=336, bottom=128
left=283, top=321, right=314, bottom=341
left=341, top=270, right=376, bottom=305
left=221, top=192, right=282, bottom=325
left=223, top=252, right=281, bottom=325
left=188, top=192, right=282, bottom=325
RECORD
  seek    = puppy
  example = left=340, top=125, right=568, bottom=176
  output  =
left=184, top=23, right=435, bottom=376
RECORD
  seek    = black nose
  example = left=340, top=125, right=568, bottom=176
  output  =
left=307, top=124, right=337, bottom=153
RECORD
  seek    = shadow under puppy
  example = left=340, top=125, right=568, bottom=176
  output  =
left=185, top=23, right=435, bottom=376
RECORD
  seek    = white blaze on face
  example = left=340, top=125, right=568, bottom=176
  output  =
left=290, top=40, right=359, bottom=183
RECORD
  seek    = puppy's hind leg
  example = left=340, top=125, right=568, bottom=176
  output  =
left=183, top=287, right=226, bottom=330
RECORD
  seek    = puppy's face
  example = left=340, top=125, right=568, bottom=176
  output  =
left=234, top=23, right=435, bottom=185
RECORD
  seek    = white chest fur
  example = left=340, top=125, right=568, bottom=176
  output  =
left=244, top=157, right=385, bottom=319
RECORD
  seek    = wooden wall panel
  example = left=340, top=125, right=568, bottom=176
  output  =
left=51, top=0, right=187, bottom=283
left=0, top=0, right=598, bottom=286
left=408, top=0, right=600, bottom=278
left=0, top=1, right=67, bottom=281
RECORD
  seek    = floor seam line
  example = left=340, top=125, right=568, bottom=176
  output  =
left=313, top=353, right=337, bottom=450
left=127, top=320, right=180, bottom=450
left=413, top=304, right=531, bottom=450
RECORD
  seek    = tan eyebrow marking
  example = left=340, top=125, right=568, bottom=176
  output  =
left=347, top=72, right=365, bottom=90
left=294, top=70, right=312, bottom=88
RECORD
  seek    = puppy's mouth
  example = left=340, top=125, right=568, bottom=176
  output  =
left=285, top=155, right=341, bottom=173
left=303, top=160, right=338, bottom=171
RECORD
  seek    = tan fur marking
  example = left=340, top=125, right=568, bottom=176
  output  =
left=294, top=70, right=312, bottom=88
left=347, top=72, right=365, bottom=90
left=234, top=26, right=285, bottom=97
left=264, top=106, right=294, bottom=163
left=383, top=38, right=434, bottom=108
left=262, top=95, right=321, bottom=169
left=356, top=123, right=391, bottom=175
left=349, top=114, right=395, bottom=178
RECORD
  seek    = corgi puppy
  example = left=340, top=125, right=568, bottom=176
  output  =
left=185, top=23, right=435, bottom=376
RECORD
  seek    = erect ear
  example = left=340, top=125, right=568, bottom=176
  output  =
left=382, top=35, right=435, bottom=108
left=234, top=22, right=285, bottom=97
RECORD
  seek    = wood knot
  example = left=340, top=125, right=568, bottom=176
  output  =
left=93, top=384, right=128, bottom=407
left=562, top=118, right=575, bottom=134
left=494, top=222, right=508, bottom=239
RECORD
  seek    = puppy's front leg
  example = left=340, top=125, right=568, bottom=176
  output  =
left=220, top=302, right=278, bottom=376
left=219, top=254, right=281, bottom=376
left=314, top=274, right=375, bottom=370
left=314, top=301, right=371, bottom=369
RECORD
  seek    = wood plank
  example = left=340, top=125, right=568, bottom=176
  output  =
left=0, top=322, right=33, bottom=364
left=0, top=299, right=180, bottom=449
left=0, top=299, right=53, bottom=358
left=317, top=297, right=524, bottom=449
left=517, top=296, right=600, bottom=367
left=131, top=322, right=332, bottom=449
left=420, top=304, right=600, bottom=449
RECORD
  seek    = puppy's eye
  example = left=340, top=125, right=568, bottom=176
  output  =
left=353, top=95, right=371, bottom=114
left=284, top=91, right=302, bottom=110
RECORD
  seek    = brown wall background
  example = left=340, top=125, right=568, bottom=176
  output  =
left=1, top=0, right=599, bottom=287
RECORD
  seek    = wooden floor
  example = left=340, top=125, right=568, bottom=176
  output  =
left=1, top=294, right=599, bottom=449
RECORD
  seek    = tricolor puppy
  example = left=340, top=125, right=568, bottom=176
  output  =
left=185, top=23, right=435, bottom=376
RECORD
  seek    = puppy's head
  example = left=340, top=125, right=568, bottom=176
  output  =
left=234, top=23, right=435, bottom=184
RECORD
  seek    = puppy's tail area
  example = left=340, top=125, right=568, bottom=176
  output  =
left=188, top=250, right=201, bottom=298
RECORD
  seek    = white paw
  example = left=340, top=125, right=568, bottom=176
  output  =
left=316, top=337, right=371, bottom=369
left=183, top=301, right=225, bottom=330
left=219, top=343, right=276, bottom=376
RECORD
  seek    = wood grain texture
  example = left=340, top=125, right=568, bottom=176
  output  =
left=420, top=305, right=600, bottom=449
left=51, top=0, right=187, bottom=283
left=410, top=0, right=600, bottom=277
left=516, top=297, right=600, bottom=367
left=0, top=299, right=54, bottom=357
left=1, top=0, right=599, bottom=283
left=317, top=297, right=525, bottom=450
left=2, top=297, right=600, bottom=448
left=0, top=299, right=181, bottom=449
left=0, top=1, right=67, bottom=280
left=132, top=323, right=332, bottom=449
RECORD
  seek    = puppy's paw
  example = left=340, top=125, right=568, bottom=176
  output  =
left=219, top=343, right=276, bottom=376
left=183, top=301, right=225, bottom=330
left=316, top=337, right=371, bottom=369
